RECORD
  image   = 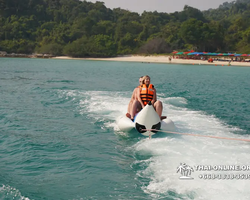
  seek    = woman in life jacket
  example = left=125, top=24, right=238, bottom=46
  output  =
left=130, top=75, right=166, bottom=121
left=140, top=83, right=154, bottom=106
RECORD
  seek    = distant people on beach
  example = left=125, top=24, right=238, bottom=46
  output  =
left=208, top=58, right=213, bottom=63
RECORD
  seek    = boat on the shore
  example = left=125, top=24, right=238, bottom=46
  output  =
left=116, top=102, right=176, bottom=136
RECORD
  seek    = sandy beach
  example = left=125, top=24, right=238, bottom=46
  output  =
left=52, top=55, right=250, bottom=67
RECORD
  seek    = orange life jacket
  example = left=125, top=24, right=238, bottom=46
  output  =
left=140, top=84, right=154, bottom=105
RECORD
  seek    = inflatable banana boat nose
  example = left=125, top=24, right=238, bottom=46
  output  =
left=134, top=101, right=161, bottom=136
left=117, top=102, right=176, bottom=136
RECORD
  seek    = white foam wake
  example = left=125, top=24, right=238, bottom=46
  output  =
left=0, top=184, right=30, bottom=200
left=132, top=97, right=249, bottom=200
left=59, top=90, right=250, bottom=199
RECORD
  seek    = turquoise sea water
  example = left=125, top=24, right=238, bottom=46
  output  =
left=0, top=58, right=250, bottom=200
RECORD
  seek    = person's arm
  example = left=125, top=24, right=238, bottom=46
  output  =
left=151, top=87, right=157, bottom=105
left=137, top=88, right=145, bottom=108
left=127, top=88, right=136, bottom=112
left=131, top=88, right=136, bottom=100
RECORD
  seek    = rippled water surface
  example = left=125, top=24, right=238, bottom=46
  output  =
left=1, top=58, right=250, bottom=200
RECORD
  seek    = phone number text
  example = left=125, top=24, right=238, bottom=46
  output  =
left=199, top=174, right=250, bottom=180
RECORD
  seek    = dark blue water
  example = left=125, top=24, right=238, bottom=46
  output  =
left=0, top=58, right=250, bottom=200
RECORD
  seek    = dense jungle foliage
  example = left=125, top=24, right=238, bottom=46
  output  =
left=1, top=0, right=250, bottom=57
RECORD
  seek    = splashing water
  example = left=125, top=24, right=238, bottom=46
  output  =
left=60, top=89, right=250, bottom=200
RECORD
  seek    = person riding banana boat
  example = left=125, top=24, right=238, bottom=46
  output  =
left=128, top=75, right=166, bottom=121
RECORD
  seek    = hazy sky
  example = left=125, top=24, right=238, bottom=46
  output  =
left=88, top=0, right=235, bottom=13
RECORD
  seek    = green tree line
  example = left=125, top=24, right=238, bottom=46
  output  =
left=1, top=0, right=250, bottom=57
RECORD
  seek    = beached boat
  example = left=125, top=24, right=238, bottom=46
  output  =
left=116, top=102, right=176, bottom=136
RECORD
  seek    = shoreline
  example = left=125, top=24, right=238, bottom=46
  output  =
left=1, top=54, right=250, bottom=67
left=52, top=55, right=250, bottom=67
